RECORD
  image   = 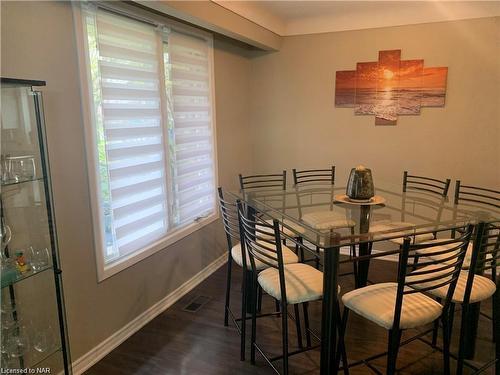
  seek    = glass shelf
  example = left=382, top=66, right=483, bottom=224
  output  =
left=30, top=346, right=62, bottom=369
left=1, top=265, right=53, bottom=289
left=1, top=176, right=45, bottom=188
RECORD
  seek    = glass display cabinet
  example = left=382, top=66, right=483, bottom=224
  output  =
left=1, top=78, right=71, bottom=374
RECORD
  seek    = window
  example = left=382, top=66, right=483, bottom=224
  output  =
left=78, top=5, right=218, bottom=280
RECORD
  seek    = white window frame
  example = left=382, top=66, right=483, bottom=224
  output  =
left=73, top=3, right=219, bottom=281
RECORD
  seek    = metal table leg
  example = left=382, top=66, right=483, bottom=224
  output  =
left=320, top=241, right=340, bottom=374
left=355, top=205, right=371, bottom=288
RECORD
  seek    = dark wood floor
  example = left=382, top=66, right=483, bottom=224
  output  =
left=86, top=257, right=495, bottom=375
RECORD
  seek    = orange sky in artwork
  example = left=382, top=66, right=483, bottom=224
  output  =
left=335, top=71, right=356, bottom=89
left=356, top=62, right=378, bottom=89
left=422, top=67, right=448, bottom=89
left=377, top=50, right=400, bottom=90
left=399, top=60, right=424, bottom=88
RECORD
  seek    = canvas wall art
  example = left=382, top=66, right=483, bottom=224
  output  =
left=335, top=50, right=448, bottom=125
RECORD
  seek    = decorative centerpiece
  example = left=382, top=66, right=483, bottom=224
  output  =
left=346, top=165, right=375, bottom=202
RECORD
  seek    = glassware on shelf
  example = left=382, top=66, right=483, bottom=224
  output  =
left=1, top=155, right=36, bottom=184
left=28, top=247, right=50, bottom=272
left=0, top=218, right=12, bottom=252
left=33, top=324, right=56, bottom=354
left=14, top=250, right=31, bottom=274
left=4, top=325, right=30, bottom=359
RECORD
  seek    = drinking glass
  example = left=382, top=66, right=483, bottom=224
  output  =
left=7, top=156, right=35, bottom=183
left=29, top=247, right=50, bottom=272
left=4, top=324, right=29, bottom=359
left=33, top=325, right=56, bottom=353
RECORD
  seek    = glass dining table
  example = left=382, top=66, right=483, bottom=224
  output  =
left=228, top=180, right=500, bottom=374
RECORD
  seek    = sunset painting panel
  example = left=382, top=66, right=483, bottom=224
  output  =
left=398, top=59, right=424, bottom=115
left=421, top=67, right=448, bottom=107
left=335, top=70, right=356, bottom=107
left=375, top=50, right=401, bottom=125
left=354, top=62, right=378, bottom=115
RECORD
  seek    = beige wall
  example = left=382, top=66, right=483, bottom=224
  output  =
left=1, top=0, right=253, bottom=362
left=249, top=17, right=500, bottom=188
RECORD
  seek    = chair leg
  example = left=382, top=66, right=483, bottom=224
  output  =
left=387, top=328, right=402, bottom=375
left=240, top=268, right=247, bottom=361
left=250, top=276, right=259, bottom=364
left=294, top=304, right=303, bottom=349
left=275, top=298, right=281, bottom=316
left=493, top=285, right=498, bottom=343
left=303, top=302, right=311, bottom=347
left=442, top=314, right=451, bottom=375
left=281, top=301, right=289, bottom=375
left=335, top=307, right=350, bottom=375
left=456, top=304, right=469, bottom=375
left=350, top=244, right=357, bottom=279
left=431, top=319, right=439, bottom=348
left=315, top=246, right=320, bottom=269
left=257, top=285, right=263, bottom=313
left=224, top=252, right=233, bottom=326
left=493, top=289, right=500, bottom=375
left=412, top=254, right=420, bottom=271
left=431, top=298, right=442, bottom=348
left=350, top=227, right=358, bottom=280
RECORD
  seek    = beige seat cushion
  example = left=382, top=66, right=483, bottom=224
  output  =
left=407, top=265, right=496, bottom=304
left=258, top=263, right=327, bottom=304
left=415, top=239, right=473, bottom=269
left=231, top=242, right=298, bottom=271
left=342, top=282, right=443, bottom=330
left=370, top=221, right=434, bottom=244
left=302, top=211, right=356, bottom=230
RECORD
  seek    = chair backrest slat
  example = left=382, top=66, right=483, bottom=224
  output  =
left=454, top=180, right=500, bottom=209
left=217, top=188, right=240, bottom=248
left=403, top=170, right=451, bottom=197
left=239, top=171, right=287, bottom=191
left=471, top=220, right=500, bottom=274
left=293, top=166, right=335, bottom=186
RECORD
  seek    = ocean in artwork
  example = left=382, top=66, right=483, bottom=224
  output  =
left=354, top=87, right=446, bottom=121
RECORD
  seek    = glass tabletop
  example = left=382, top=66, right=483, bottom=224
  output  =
left=227, top=180, right=500, bottom=247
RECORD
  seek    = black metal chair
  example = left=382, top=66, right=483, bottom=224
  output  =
left=239, top=171, right=306, bottom=239
left=336, top=224, right=474, bottom=375
left=414, top=220, right=499, bottom=375
left=370, top=171, right=452, bottom=248
left=454, top=180, right=500, bottom=209
left=417, top=183, right=499, bottom=374
left=239, top=171, right=287, bottom=191
left=237, top=201, right=336, bottom=375
left=403, top=170, right=451, bottom=197
left=292, top=166, right=335, bottom=186
left=218, top=188, right=300, bottom=361
left=292, top=166, right=357, bottom=275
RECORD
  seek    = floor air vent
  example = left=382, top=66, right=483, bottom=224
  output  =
left=183, top=295, right=211, bottom=313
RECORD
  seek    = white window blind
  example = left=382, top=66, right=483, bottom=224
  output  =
left=164, top=31, right=215, bottom=226
left=80, top=5, right=217, bottom=276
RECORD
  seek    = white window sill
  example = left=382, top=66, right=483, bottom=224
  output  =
left=97, top=212, right=220, bottom=282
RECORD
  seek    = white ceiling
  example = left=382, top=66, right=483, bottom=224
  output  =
left=212, top=1, right=500, bottom=36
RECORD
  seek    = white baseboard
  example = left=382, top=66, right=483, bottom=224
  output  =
left=70, top=252, right=228, bottom=375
